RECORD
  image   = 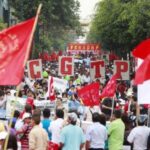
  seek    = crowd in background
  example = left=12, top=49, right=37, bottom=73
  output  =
left=0, top=52, right=149, bottom=150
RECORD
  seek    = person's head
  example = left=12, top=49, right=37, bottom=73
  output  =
left=99, top=114, right=106, bottom=126
left=92, top=112, right=100, bottom=123
left=55, top=109, right=64, bottom=119
left=22, top=113, right=32, bottom=124
left=32, top=111, right=41, bottom=125
left=137, top=115, right=147, bottom=126
left=24, top=104, right=32, bottom=114
left=68, top=112, right=78, bottom=125
left=14, top=110, right=20, bottom=119
left=113, top=109, right=122, bottom=119
left=43, top=108, right=51, bottom=118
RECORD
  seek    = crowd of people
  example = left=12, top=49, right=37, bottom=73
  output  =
left=0, top=52, right=149, bottom=150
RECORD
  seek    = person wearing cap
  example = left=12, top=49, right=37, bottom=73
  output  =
left=60, top=112, right=85, bottom=150
left=0, top=131, right=8, bottom=149
left=16, top=112, right=32, bottom=150
left=127, top=115, right=150, bottom=150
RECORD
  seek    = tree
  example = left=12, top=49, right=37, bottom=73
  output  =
left=9, top=0, right=82, bottom=56
left=87, top=0, right=150, bottom=58
left=0, top=19, right=7, bottom=31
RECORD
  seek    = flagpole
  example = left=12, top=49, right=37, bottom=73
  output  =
left=3, top=4, right=42, bottom=150
left=111, top=95, right=115, bottom=118
left=3, top=85, right=20, bottom=150
left=23, top=3, right=42, bottom=66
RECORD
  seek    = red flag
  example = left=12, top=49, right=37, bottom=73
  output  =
left=100, top=74, right=118, bottom=98
left=0, top=17, right=35, bottom=85
left=134, top=54, right=150, bottom=84
left=132, top=39, right=150, bottom=59
left=78, top=82, right=100, bottom=106
left=48, top=76, right=56, bottom=101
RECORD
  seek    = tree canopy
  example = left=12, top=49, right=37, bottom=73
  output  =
left=0, top=19, right=7, bottom=31
left=9, top=0, right=81, bottom=56
left=87, top=0, right=150, bottom=57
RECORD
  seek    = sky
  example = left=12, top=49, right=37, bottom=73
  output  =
left=79, top=0, right=100, bottom=20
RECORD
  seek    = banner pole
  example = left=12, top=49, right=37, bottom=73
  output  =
left=111, top=95, right=115, bottom=118
left=23, top=3, right=42, bottom=66
left=3, top=85, right=20, bottom=150
left=3, top=4, right=42, bottom=150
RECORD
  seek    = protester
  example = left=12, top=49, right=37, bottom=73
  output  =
left=85, top=112, right=107, bottom=150
left=0, top=90, right=7, bottom=109
left=68, top=93, right=80, bottom=114
left=101, top=97, right=115, bottom=120
left=60, top=112, right=85, bottom=150
left=48, top=109, right=64, bottom=144
left=41, top=108, right=52, bottom=140
left=127, top=115, right=150, bottom=150
left=16, top=112, right=32, bottom=150
left=108, top=109, right=125, bottom=150
left=29, top=110, right=48, bottom=150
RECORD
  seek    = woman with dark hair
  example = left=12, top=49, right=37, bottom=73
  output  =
left=85, top=112, right=107, bottom=150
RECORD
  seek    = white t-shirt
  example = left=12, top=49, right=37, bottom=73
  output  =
left=82, top=75, right=91, bottom=84
left=128, top=126, right=150, bottom=150
left=48, top=118, right=64, bottom=144
left=86, top=122, right=107, bottom=149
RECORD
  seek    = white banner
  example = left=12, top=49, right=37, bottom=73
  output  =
left=53, top=76, right=68, bottom=93
left=137, top=59, right=150, bottom=104
left=90, top=60, right=105, bottom=80
left=27, top=59, right=43, bottom=80
left=58, top=56, right=74, bottom=76
left=114, top=60, right=130, bottom=80
left=6, top=96, right=56, bottom=118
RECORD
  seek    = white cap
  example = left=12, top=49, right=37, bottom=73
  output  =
left=22, top=113, right=31, bottom=120
left=0, top=131, right=8, bottom=140
left=68, top=112, right=78, bottom=122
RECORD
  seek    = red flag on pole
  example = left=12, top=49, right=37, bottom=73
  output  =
left=0, top=17, right=35, bottom=85
left=134, top=55, right=150, bottom=84
left=48, top=76, right=56, bottom=101
left=100, top=74, right=118, bottom=98
left=132, top=39, right=150, bottom=59
left=77, top=82, right=100, bottom=106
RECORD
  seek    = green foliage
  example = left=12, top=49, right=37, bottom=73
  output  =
left=88, top=0, right=150, bottom=56
left=9, top=0, right=81, bottom=55
left=0, top=19, right=7, bottom=31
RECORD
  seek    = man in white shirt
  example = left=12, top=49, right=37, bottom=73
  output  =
left=85, top=112, right=107, bottom=150
left=82, top=71, right=91, bottom=84
left=127, top=115, right=150, bottom=150
left=48, top=109, right=64, bottom=144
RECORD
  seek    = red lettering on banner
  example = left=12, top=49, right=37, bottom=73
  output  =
left=28, top=60, right=42, bottom=79
left=91, top=61, right=105, bottom=78
left=60, top=57, right=73, bottom=75
left=115, top=61, right=128, bottom=78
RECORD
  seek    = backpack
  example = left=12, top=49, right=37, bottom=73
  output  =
left=147, top=133, right=150, bottom=150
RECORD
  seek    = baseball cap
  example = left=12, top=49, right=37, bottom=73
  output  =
left=138, top=115, right=148, bottom=123
left=68, top=112, right=78, bottom=122
left=22, top=113, right=31, bottom=120
left=0, top=131, right=8, bottom=140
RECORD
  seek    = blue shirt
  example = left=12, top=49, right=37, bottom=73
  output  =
left=60, top=124, right=85, bottom=150
left=68, top=100, right=80, bottom=112
left=41, top=119, right=52, bottom=140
